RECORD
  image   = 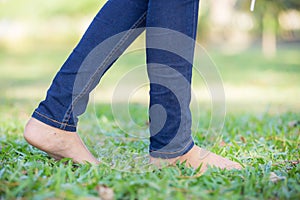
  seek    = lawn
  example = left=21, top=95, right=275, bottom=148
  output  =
left=1, top=102, right=300, bottom=199
left=1, top=8, right=300, bottom=198
left=1, top=43, right=300, bottom=199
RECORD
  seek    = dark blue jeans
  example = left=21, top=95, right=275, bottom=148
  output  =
left=32, top=0, right=199, bottom=158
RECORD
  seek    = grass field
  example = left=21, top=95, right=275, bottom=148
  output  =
left=1, top=102, right=300, bottom=199
left=1, top=43, right=300, bottom=199
left=1, top=11, right=300, bottom=198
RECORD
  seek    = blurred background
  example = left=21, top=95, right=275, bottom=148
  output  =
left=0, top=0, right=299, bottom=121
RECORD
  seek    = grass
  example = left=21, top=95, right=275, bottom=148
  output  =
left=1, top=43, right=300, bottom=200
left=0, top=101, right=300, bottom=199
left=1, top=5, right=300, bottom=198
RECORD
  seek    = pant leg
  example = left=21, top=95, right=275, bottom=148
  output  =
left=146, top=0, right=199, bottom=158
left=32, top=0, right=149, bottom=132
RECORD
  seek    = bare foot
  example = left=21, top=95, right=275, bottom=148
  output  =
left=150, top=145, right=242, bottom=175
left=24, top=118, right=99, bottom=164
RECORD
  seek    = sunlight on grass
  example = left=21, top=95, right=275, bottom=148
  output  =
left=1, top=45, right=299, bottom=114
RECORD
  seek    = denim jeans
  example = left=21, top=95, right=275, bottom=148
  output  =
left=32, top=0, right=199, bottom=158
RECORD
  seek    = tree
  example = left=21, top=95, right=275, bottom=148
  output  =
left=236, top=0, right=300, bottom=58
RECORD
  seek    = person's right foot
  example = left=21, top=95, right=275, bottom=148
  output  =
left=24, top=118, right=99, bottom=164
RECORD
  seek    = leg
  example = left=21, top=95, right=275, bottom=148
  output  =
left=24, top=0, right=149, bottom=164
left=146, top=0, right=199, bottom=159
left=146, top=0, right=242, bottom=173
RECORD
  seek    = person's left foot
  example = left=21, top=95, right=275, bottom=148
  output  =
left=150, top=145, right=242, bottom=175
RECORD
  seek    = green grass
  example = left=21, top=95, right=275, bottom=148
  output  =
left=1, top=100, right=300, bottom=199
left=1, top=6, right=300, bottom=198
left=1, top=42, right=300, bottom=199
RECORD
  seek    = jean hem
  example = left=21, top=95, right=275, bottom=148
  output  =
left=149, top=140, right=194, bottom=159
left=32, top=111, right=77, bottom=132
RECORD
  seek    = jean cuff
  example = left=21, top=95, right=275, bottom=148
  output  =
left=149, top=140, right=194, bottom=159
left=32, top=111, right=77, bottom=132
